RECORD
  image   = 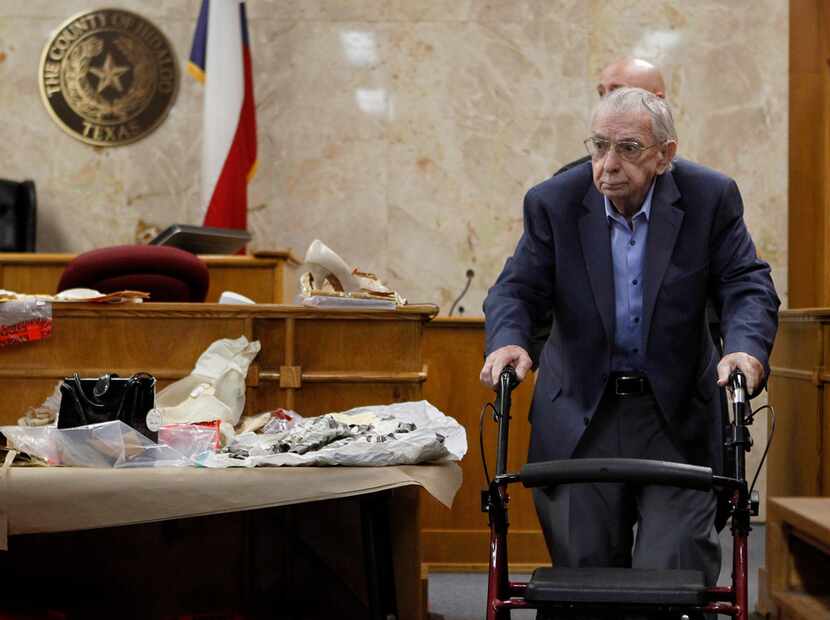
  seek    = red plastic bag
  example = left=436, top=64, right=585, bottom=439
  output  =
left=0, top=299, right=52, bottom=347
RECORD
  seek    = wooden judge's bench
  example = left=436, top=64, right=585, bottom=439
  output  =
left=0, top=251, right=439, bottom=425
left=0, top=302, right=437, bottom=425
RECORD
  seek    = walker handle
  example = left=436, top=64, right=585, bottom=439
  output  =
left=520, top=458, right=714, bottom=491
left=730, top=369, right=746, bottom=405
left=495, top=366, right=518, bottom=418
left=494, top=366, right=519, bottom=477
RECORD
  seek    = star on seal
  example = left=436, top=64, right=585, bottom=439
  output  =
left=89, top=53, right=130, bottom=94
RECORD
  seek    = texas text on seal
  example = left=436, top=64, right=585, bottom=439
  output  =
left=39, top=9, right=179, bottom=146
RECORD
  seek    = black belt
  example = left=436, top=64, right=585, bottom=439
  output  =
left=607, top=373, right=652, bottom=397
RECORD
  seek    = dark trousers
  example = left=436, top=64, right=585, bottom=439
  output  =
left=533, top=392, right=721, bottom=588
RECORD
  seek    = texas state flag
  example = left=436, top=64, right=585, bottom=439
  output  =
left=188, top=0, right=257, bottom=231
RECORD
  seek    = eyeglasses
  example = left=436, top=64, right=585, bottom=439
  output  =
left=583, top=137, right=664, bottom=162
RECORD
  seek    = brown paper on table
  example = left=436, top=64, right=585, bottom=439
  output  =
left=0, top=463, right=462, bottom=548
left=52, top=290, right=151, bottom=303
left=0, top=290, right=150, bottom=303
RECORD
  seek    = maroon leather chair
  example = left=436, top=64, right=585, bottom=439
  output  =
left=57, top=245, right=210, bottom=302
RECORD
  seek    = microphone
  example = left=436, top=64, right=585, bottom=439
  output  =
left=448, top=269, right=474, bottom=316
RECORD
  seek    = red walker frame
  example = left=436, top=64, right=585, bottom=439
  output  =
left=482, top=369, right=757, bottom=620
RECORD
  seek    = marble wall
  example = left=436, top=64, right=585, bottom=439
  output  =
left=0, top=0, right=788, bottom=312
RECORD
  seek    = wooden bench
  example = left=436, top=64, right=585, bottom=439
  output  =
left=763, top=497, right=830, bottom=619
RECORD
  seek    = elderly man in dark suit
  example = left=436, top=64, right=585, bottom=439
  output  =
left=480, top=88, right=779, bottom=588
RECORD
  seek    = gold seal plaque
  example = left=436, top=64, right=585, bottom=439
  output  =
left=39, top=8, right=179, bottom=146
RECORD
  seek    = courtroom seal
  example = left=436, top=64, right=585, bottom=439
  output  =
left=39, top=8, right=179, bottom=146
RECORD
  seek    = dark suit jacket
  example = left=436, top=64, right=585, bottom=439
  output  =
left=527, top=156, right=593, bottom=359
left=484, top=159, right=779, bottom=472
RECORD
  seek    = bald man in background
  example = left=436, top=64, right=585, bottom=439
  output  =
left=596, top=57, right=665, bottom=98
left=554, top=58, right=666, bottom=177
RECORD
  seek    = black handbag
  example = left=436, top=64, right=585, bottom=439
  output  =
left=58, top=372, right=157, bottom=441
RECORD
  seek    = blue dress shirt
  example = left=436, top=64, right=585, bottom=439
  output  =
left=604, top=181, right=656, bottom=372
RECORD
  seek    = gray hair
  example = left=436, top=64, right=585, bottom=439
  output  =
left=591, top=87, right=678, bottom=145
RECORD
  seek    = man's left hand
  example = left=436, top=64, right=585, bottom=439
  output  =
left=716, top=352, right=765, bottom=395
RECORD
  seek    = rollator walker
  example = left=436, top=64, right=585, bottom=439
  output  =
left=482, top=368, right=768, bottom=619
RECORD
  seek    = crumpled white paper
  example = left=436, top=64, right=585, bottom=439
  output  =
left=200, top=400, right=467, bottom=468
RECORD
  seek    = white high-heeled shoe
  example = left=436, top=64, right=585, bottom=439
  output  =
left=304, top=239, right=360, bottom=292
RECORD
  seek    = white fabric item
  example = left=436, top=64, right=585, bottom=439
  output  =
left=200, top=0, right=244, bottom=217
left=155, top=336, right=260, bottom=428
left=156, top=385, right=232, bottom=426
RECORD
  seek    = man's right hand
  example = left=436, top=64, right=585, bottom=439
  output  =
left=479, top=345, right=532, bottom=389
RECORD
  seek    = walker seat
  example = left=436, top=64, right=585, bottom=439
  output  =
left=526, top=567, right=707, bottom=606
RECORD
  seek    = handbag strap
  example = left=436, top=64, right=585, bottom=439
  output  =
left=67, top=373, right=93, bottom=425
left=70, top=373, right=134, bottom=423
left=71, top=373, right=109, bottom=411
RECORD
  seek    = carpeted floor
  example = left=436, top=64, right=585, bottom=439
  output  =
left=428, top=524, right=766, bottom=620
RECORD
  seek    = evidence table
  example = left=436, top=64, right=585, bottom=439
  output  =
left=0, top=303, right=447, bottom=619
left=0, top=463, right=461, bottom=619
